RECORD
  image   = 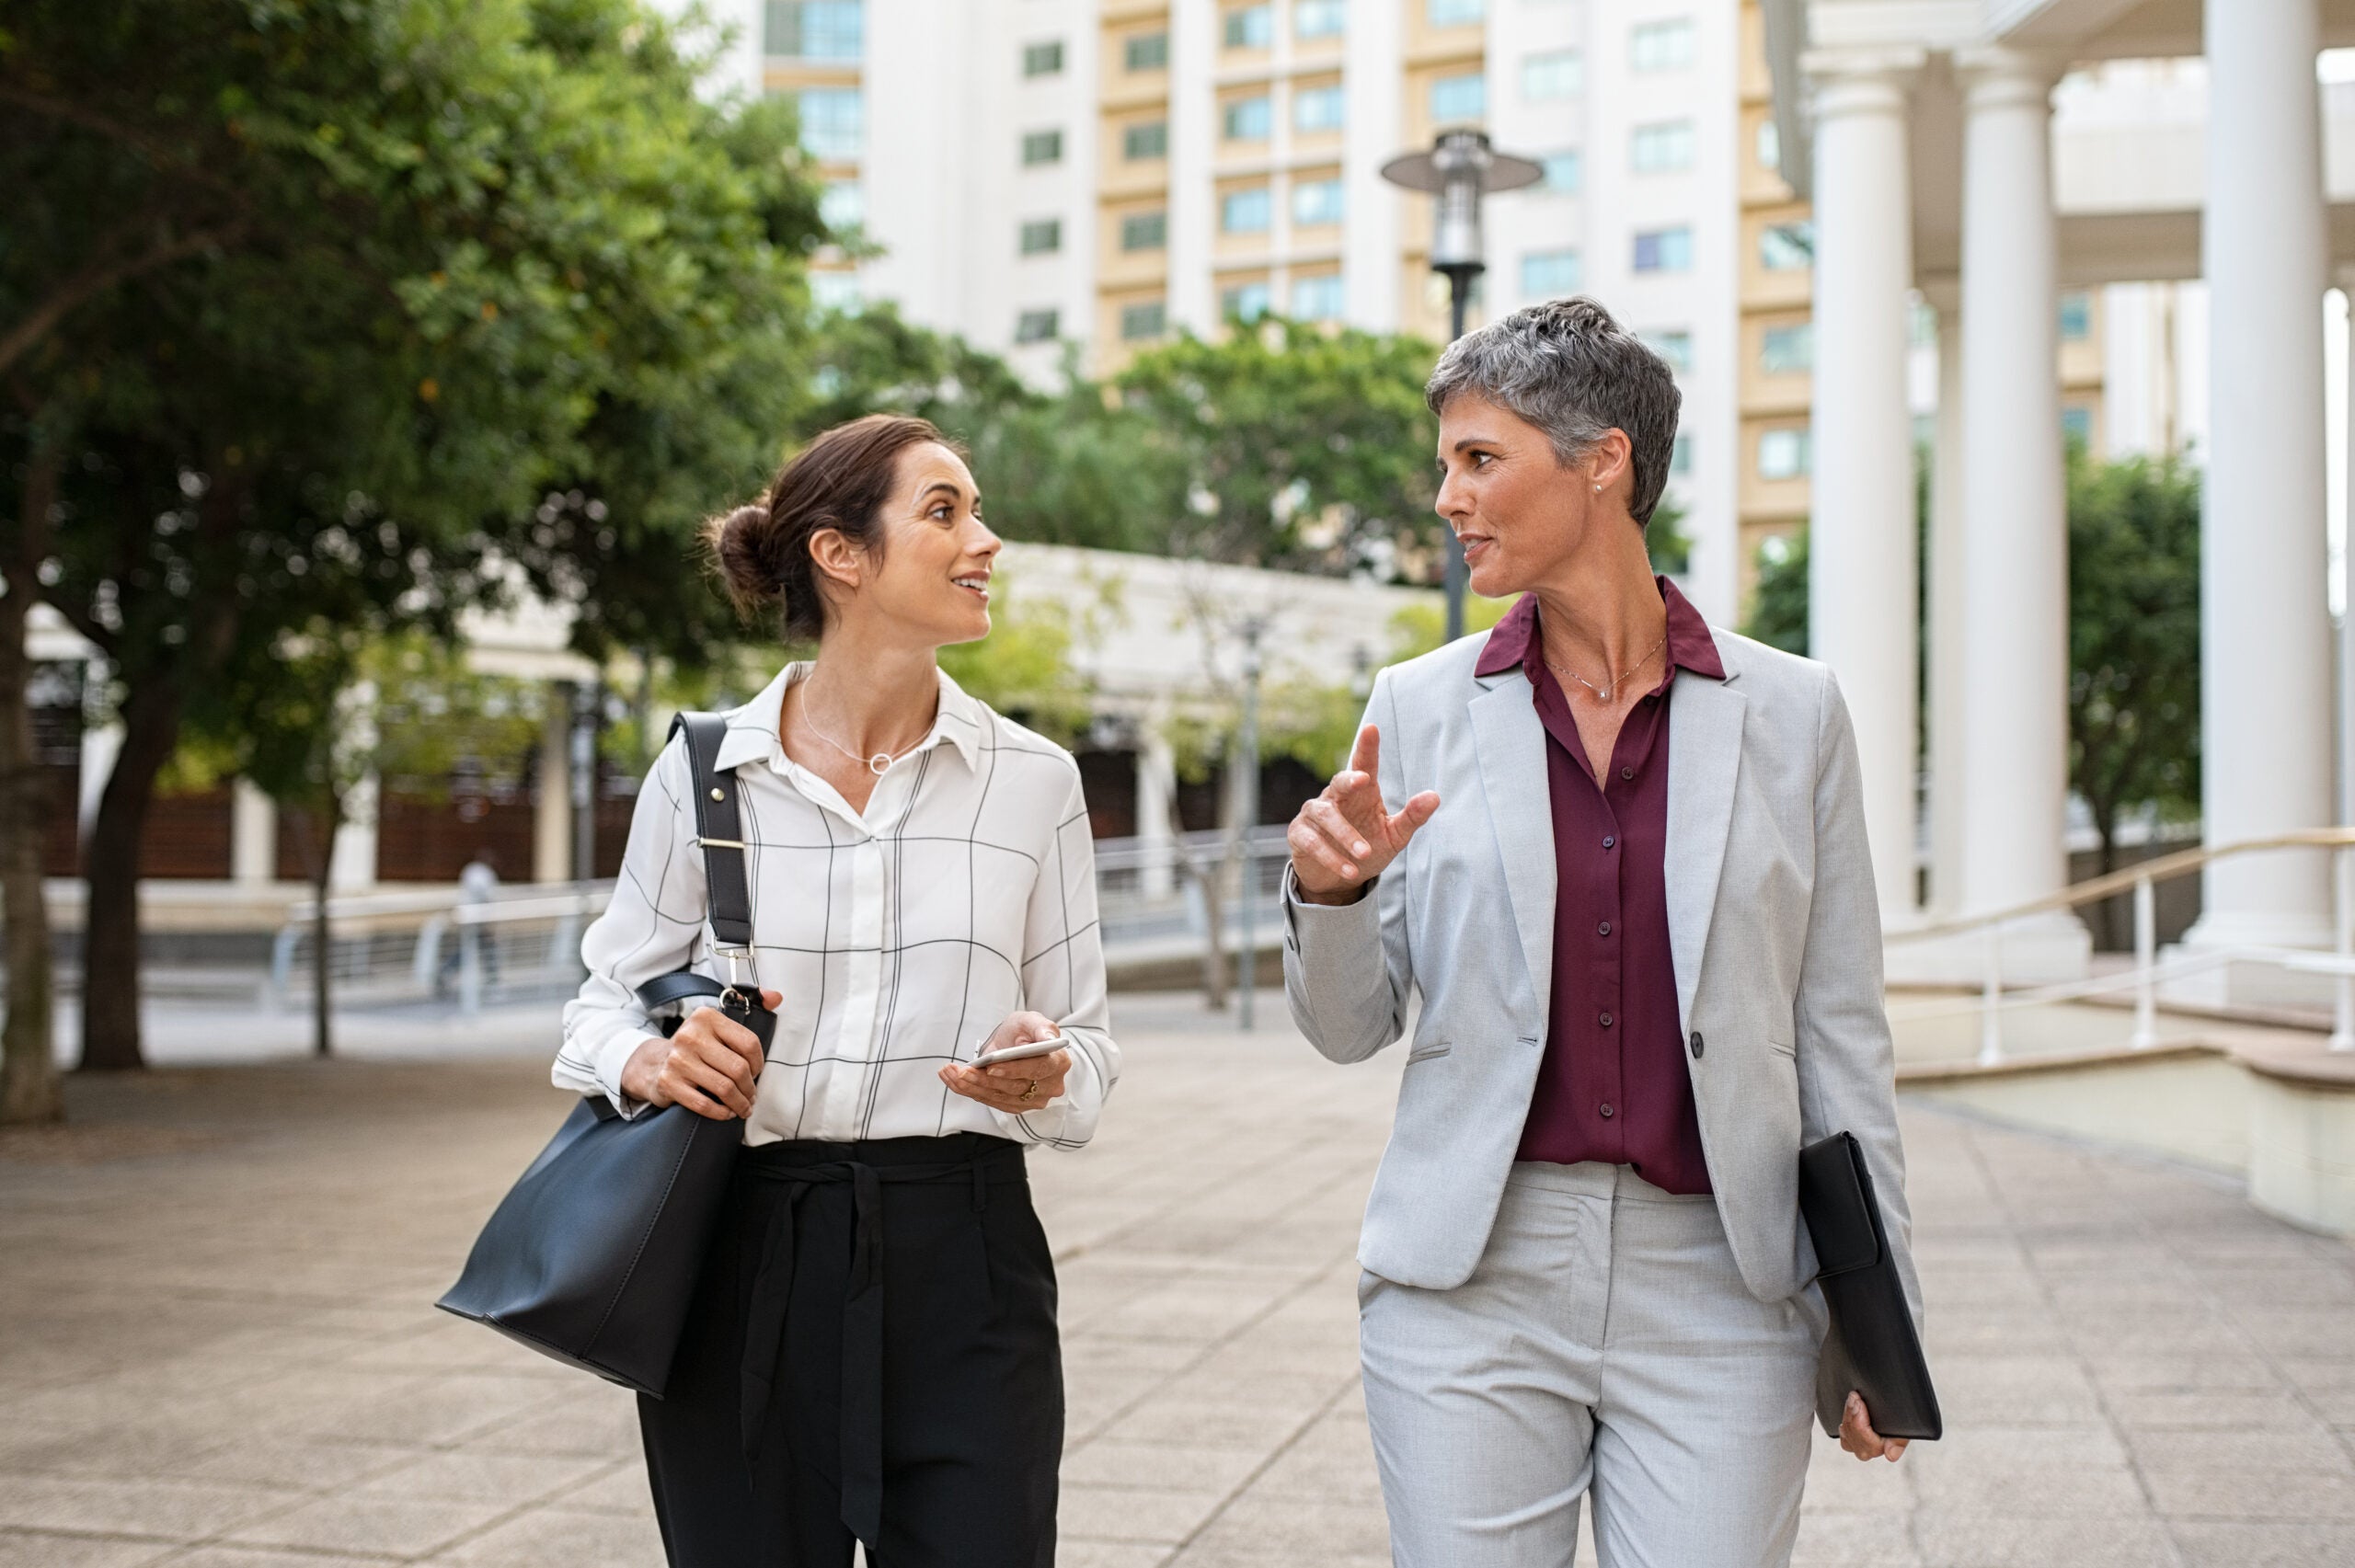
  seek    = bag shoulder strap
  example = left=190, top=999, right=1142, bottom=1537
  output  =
left=669, top=712, right=753, bottom=954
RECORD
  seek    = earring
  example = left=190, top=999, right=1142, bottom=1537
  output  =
left=1592, top=483, right=1603, bottom=492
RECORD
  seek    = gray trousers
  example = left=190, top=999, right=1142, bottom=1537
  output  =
left=1358, top=1162, right=1824, bottom=1568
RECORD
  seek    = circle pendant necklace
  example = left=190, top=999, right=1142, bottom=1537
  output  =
left=799, top=712, right=925, bottom=776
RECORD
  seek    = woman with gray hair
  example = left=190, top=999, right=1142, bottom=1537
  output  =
left=1280, top=296, right=1920, bottom=1567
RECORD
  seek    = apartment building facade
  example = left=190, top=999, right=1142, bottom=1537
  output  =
left=707, top=0, right=1750, bottom=618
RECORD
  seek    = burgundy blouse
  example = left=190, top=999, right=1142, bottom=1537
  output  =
left=1475, top=578, right=1724, bottom=1194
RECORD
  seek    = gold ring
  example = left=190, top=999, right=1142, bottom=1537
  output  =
left=1020, top=1079, right=1038, bottom=1101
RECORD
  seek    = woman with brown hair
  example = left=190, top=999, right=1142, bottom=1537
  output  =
left=556, top=413, right=1119, bottom=1567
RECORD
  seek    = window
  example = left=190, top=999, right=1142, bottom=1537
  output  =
left=1295, top=84, right=1347, bottom=133
left=1222, top=189, right=1272, bottom=234
left=1021, top=128, right=1063, bottom=166
left=1120, top=300, right=1166, bottom=340
left=1223, top=96, right=1273, bottom=140
left=1759, top=221, right=1813, bottom=270
left=820, top=180, right=863, bottom=233
left=1015, top=308, right=1059, bottom=344
left=1125, top=30, right=1168, bottom=71
left=811, top=270, right=861, bottom=312
left=1293, top=177, right=1345, bottom=226
left=1755, top=118, right=1781, bottom=171
left=1021, top=40, right=1063, bottom=76
left=2062, top=405, right=2094, bottom=444
left=1631, top=120, right=1694, bottom=174
left=1761, top=323, right=1812, bottom=373
left=1428, top=0, right=1484, bottom=26
left=1671, top=432, right=1694, bottom=475
left=1292, top=273, right=1345, bottom=321
left=1223, top=280, right=1271, bottom=322
left=1430, top=73, right=1487, bottom=124
left=766, top=1, right=862, bottom=60
left=1644, top=328, right=1692, bottom=372
left=1296, top=0, right=1346, bottom=40
left=1540, top=150, right=1582, bottom=193
left=1520, top=248, right=1582, bottom=297
left=1522, top=50, right=1582, bottom=101
left=1121, top=211, right=1167, bottom=250
left=2059, top=292, right=2093, bottom=341
left=1757, top=428, right=1811, bottom=480
left=1223, top=5, right=1272, bottom=48
left=1632, top=226, right=1693, bottom=273
left=1018, top=217, right=1062, bottom=255
left=1630, top=17, right=1694, bottom=72
left=1124, top=120, right=1168, bottom=160
left=797, top=87, right=863, bottom=159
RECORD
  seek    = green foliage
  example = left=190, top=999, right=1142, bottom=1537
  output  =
left=1647, top=494, right=1694, bottom=577
left=2068, top=445, right=2200, bottom=863
left=1388, top=592, right=1517, bottom=663
left=1742, top=529, right=1809, bottom=655
left=366, top=635, right=548, bottom=793
left=1114, top=318, right=1444, bottom=572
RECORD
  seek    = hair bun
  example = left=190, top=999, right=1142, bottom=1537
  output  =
left=706, top=502, right=780, bottom=614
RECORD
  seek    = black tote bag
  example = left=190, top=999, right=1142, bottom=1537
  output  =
left=437, top=713, right=773, bottom=1397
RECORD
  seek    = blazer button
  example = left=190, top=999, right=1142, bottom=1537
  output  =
left=1688, top=1031, right=1705, bottom=1059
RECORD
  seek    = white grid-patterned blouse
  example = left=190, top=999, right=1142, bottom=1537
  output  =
left=556, top=662, right=1120, bottom=1150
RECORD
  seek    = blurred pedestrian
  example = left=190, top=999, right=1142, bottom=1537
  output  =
left=556, top=414, right=1120, bottom=1568
left=1281, top=298, right=1920, bottom=1567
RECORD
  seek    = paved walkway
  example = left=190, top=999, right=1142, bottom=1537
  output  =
left=1, top=992, right=2350, bottom=1567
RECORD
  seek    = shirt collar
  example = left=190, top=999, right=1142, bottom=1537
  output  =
left=711, top=662, right=986, bottom=775
left=1473, top=576, right=1727, bottom=684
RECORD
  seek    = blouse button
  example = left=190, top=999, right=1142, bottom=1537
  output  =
left=1602, top=835, right=1615, bottom=849
left=1597, top=921, right=1612, bottom=937
left=1599, top=1013, right=1614, bottom=1028
left=1599, top=1103, right=1615, bottom=1119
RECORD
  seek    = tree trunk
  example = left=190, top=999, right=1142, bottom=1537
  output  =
left=76, top=677, right=184, bottom=1071
left=0, top=443, right=62, bottom=1123
left=303, top=799, right=340, bottom=1059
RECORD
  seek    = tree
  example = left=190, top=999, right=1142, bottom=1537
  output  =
left=6, top=0, right=826, bottom=1071
left=2068, top=447, right=2200, bottom=876
left=1115, top=318, right=1442, bottom=571
left=1742, top=529, right=1809, bottom=655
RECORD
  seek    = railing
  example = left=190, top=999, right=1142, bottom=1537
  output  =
left=1885, top=828, right=2355, bottom=1065
left=269, top=883, right=614, bottom=1013
left=261, top=828, right=1299, bottom=1015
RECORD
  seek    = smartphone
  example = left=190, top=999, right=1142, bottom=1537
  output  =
left=970, top=1033, right=1067, bottom=1070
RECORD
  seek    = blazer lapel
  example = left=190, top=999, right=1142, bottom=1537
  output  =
left=1467, top=676, right=1557, bottom=1011
left=1665, top=654, right=1747, bottom=1033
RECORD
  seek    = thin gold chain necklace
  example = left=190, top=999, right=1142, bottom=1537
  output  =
left=793, top=691, right=929, bottom=777
left=1545, top=629, right=1667, bottom=704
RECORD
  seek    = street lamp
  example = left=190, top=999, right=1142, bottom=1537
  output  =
left=1382, top=127, right=1544, bottom=643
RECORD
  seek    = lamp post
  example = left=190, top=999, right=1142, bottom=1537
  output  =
left=1381, top=128, right=1544, bottom=643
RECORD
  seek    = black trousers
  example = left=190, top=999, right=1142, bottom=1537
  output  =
left=638, top=1132, right=1062, bottom=1568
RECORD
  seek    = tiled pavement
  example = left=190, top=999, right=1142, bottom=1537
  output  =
left=2, top=991, right=2351, bottom=1567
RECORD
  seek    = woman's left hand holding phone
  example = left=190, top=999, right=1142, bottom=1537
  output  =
left=619, top=988, right=783, bottom=1120
left=940, top=1011, right=1070, bottom=1113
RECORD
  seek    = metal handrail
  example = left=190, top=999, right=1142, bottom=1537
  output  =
left=1884, top=828, right=2355, bottom=1065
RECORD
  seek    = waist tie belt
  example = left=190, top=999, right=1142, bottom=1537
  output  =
left=736, top=1131, right=1028, bottom=1551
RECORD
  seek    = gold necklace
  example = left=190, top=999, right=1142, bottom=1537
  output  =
left=1545, top=629, right=1667, bottom=704
left=793, top=693, right=928, bottom=777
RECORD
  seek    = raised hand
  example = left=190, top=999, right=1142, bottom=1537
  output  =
left=1288, top=724, right=1441, bottom=906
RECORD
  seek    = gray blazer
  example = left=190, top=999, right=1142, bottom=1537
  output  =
left=1282, top=620, right=1922, bottom=1324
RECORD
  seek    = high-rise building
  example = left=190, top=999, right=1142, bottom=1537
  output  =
left=700, top=1, right=1775, bottom=621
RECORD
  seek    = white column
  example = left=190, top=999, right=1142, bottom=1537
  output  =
left=1805, top=52, right=1922, bottom=921
left=534, top=680, right=575, bottom=884
left=1923, top=281, right=1966, bottom=918
left=1137, top=725, right=1177, bottom=900
left=2190, top=0, right=2335, bottom=952
left=231, top=778, right=277, bottom=886
left=1951, top=49, right=2087, bottom=979
left=1342, top=0, right=1404, bottom=329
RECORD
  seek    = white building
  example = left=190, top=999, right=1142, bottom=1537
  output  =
left=698, top=0, right=1751, bottom=619
left=1770, top=0, right=2355, bottom=990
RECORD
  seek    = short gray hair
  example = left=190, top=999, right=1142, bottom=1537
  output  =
left=1424, top=296, right=1682, bottom=526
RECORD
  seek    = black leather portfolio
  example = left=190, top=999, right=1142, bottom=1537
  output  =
left=1798, top=1131, right=1942, bottom=1441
